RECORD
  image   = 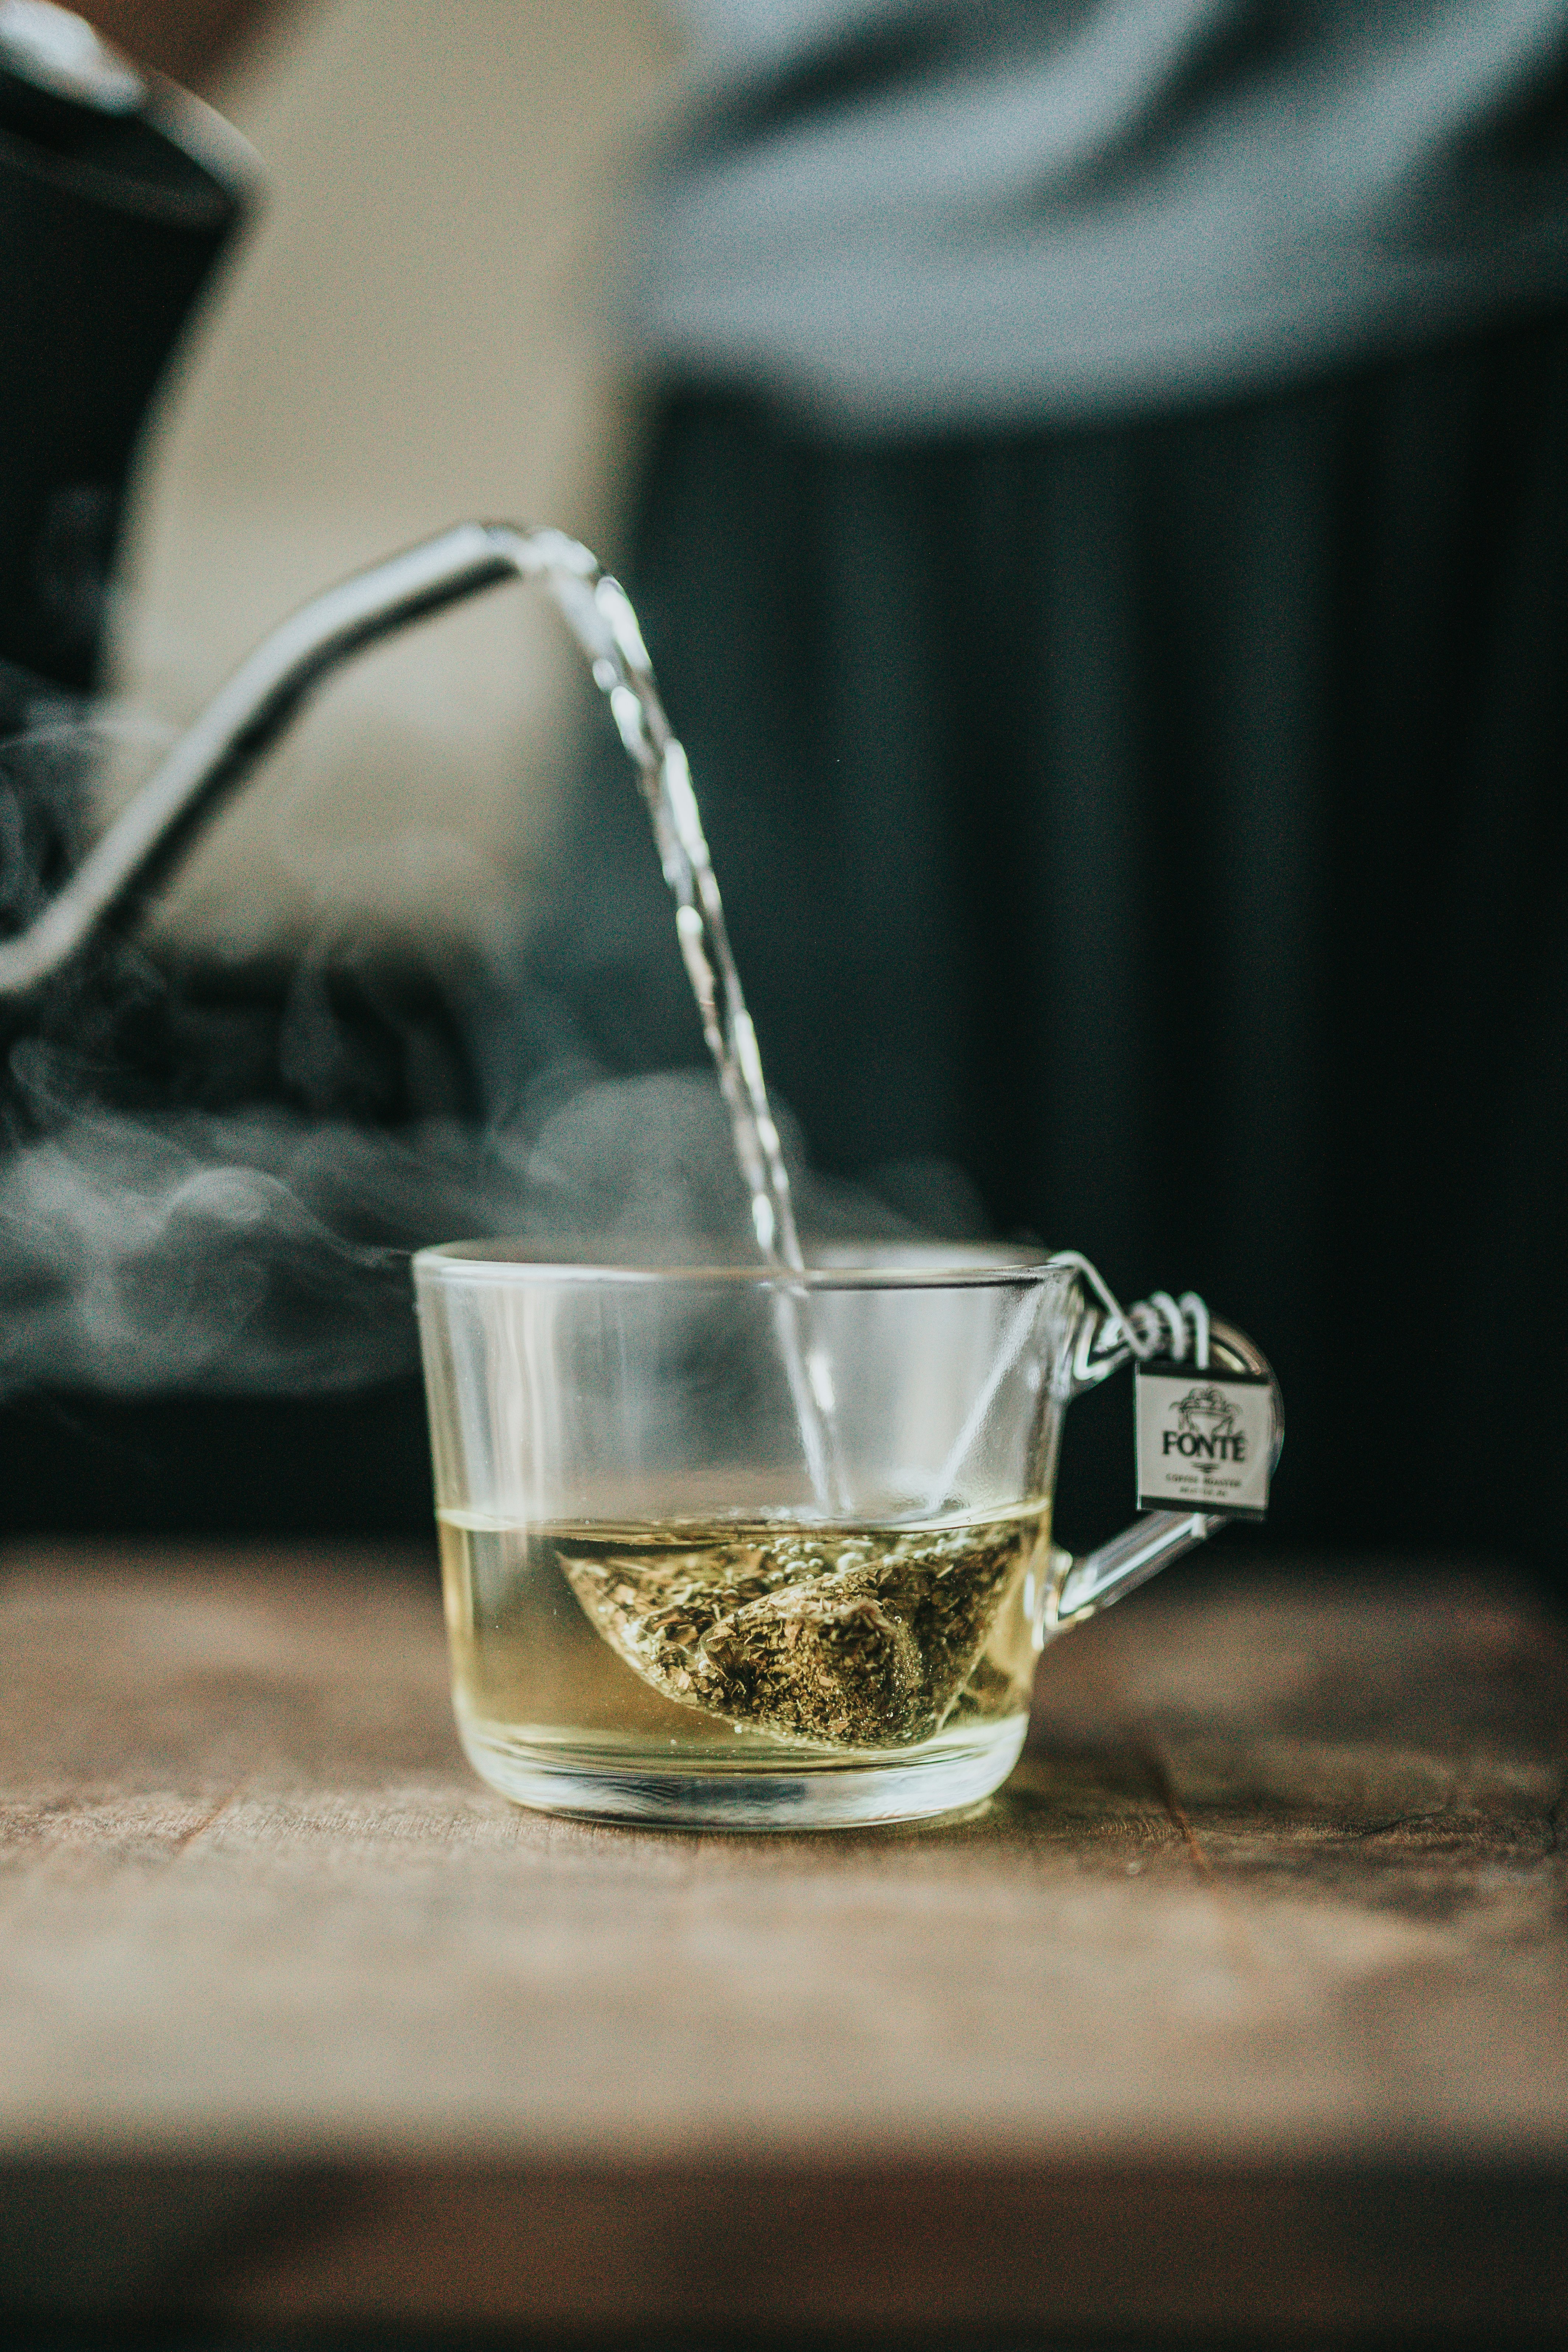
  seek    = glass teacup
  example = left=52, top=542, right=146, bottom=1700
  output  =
left=414, top=1242, right=1279, bottom=1829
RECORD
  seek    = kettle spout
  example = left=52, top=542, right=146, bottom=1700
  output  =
left=0, top=522, right=617, bottom=1007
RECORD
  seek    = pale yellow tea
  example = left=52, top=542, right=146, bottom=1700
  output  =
left=440, top=1501, right=1051, bottom=1775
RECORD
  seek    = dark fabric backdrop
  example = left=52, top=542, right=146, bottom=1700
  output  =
left=539, top=310, right=1568, bottom=1580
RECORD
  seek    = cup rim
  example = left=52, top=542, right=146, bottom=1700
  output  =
left=412, top=1238, right=1072, bottom=1291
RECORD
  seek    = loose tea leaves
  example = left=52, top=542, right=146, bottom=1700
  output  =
left=557, top=1518, right=1042, bottom=1748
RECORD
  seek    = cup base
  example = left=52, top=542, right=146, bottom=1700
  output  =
left=455, top=1713, right=1028, bottom=1830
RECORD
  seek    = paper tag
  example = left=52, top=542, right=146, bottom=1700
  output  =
left=1135, top=1358, right=1273, bottom=1519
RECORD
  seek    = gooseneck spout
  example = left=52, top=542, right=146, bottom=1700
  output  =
left=0, top=523, right=626, bottom=1004
left=0, top=515, right=809, bottom=1298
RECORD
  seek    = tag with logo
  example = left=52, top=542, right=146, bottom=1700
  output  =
left=1135, top=1359, right=1273, bottom=1519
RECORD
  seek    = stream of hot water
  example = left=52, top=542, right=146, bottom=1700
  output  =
left=517, top=531, right=845, bottom=1509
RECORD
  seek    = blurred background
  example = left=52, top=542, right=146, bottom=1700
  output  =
left=2, top=0, right=1567, bottom=1586
left=109, top=0, right=678, bottom=958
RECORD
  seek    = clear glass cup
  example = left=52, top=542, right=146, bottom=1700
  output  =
left=414, top=1241, right=1279, bottom=1829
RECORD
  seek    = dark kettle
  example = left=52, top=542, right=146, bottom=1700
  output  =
left=0, top=0, right=254, bottom=730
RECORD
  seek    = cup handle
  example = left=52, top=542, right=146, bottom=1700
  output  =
left=1048, top=1318, right=1283, bottom=1629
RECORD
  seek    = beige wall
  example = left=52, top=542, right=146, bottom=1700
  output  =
left=110, top=0, right=682, bottom=959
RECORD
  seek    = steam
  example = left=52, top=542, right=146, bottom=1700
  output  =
left=0, top=711, right=976, bottom=1402
left=0, top=1071, right=944, bottom=1398
left=0, top=1099, right=509, bottom=1394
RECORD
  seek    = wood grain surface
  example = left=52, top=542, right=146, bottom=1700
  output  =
left=1, top=1541, right=1564, bottom=2330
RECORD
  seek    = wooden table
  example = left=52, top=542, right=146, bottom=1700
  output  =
left=2, top=1542, right=1565, bottom=2337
